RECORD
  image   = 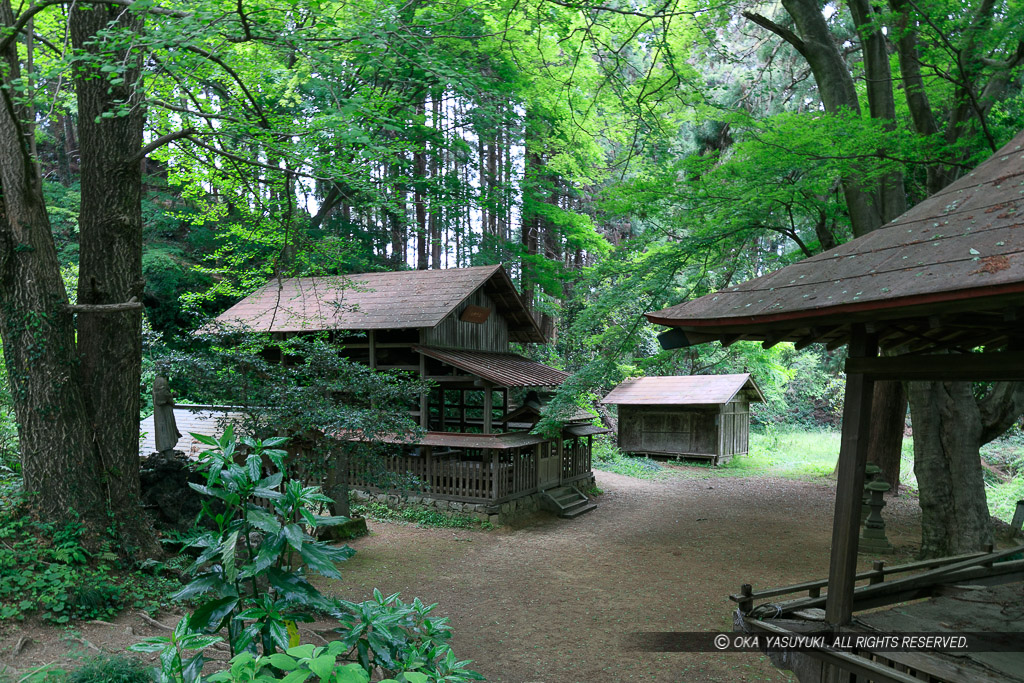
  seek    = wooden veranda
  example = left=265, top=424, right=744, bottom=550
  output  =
left=346, top=428, right=597, bottom=505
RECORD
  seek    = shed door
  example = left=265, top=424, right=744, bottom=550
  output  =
left=538, top=441, right=559, bottom=488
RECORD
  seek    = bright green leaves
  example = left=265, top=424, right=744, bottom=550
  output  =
left=170, top=429, right=354, bottom=659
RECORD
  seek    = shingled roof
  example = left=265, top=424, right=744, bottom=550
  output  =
left=414, top=346, right=570, bottom=387
left=601, top=374, right=764, bottom=406
left=215, top=265, right=544, bottom=343
left=646, top=131, right=1024, bottom=353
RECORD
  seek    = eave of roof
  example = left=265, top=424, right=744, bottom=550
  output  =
left=645, top=130, right=1024, bottom=352
left=342, top=430, right=548, bottom=449
left=415, top=346, right=569, bottom=387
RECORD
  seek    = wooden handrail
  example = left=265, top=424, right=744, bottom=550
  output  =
left=730, top=545, right=1010, bottom=604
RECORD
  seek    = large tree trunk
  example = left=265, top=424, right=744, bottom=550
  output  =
left=0, top=0, right=101, bottom=523
left=70, top=4, right=152, bottom=550
left=908, top=382, right=992, bottom=557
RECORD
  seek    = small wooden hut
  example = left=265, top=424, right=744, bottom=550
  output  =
left=601, top=374, right=764, bottom=465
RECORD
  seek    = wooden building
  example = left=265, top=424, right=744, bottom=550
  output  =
left=644, top=131, right=1024, bottom=681
left=601, top=374, right=764, bottom=465
left=214, top=264, right=601, bottom=517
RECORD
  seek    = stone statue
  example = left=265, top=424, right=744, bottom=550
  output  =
left=153, top=376, right=181, bottom=454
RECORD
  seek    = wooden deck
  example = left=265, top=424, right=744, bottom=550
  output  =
left=731, top=544, right=1024, bottom=683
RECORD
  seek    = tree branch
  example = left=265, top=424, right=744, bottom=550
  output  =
left=129, top=128, right=195, bottom=165
left=67, top=298, right=144, bottom=314
left=742, top=11, right=807, bottom=58
left=0, top=0, right=190, bottom=55
left=979, top=382, right=1024, bottom=445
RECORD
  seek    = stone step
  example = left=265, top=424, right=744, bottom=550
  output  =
left=559, top=501, right=597, bottom=518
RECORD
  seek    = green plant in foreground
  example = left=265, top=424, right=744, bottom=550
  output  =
left=131, top=613, right=224, bottom=683
left=168, top=427, right=354, bottom=655
left=207, top=642, right=431, bottom=683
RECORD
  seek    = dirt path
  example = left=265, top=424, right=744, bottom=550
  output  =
left=323, top=468, right=923, bottom=683
left=0, top=468, right=923, bottom=682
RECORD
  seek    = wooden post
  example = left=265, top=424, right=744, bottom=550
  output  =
left=482, top=383, right=493, bottom=434
left=459, top=389, right=466, bottom=432
left=419, top=354, right=428, bottom=428
left=438, top=388, right=446, bottom=432
left=491, top=448, right=499, bottom=500
left=1011, top=501, right=1024, bottom=533
left=368, top=330, right=376, bottom=369
left=825, top=324, right=877, bottom=626
left=738, top=584, right=753, bottom=614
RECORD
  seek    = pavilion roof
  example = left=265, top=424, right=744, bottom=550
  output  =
left=215, top=264, right=545, bottom=343
left=601, top=374, right=764, bottom=406
left=646, top=131, right=1024, bottom=353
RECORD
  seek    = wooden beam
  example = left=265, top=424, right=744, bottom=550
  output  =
left=845, top=351, right=1024, bottom=381
left=482, top=383, right=493, bottom=434
left=826, top=324, right=876, bottom=625
left=795, top=326, right=839, bottom=350
left=761, top=331, right=795, bottom=349
left=419, top=354, right=428, bottom=428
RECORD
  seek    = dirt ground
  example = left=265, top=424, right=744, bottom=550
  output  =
left=0, top=466, right=924, bottom=682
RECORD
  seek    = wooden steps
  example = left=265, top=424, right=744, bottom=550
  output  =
left=540, top=485, right=597, bottom=519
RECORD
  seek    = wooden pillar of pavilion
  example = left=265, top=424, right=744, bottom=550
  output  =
left=826, top=324, right=877, bottom=625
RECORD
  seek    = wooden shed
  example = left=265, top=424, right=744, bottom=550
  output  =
left=601, top=374, right=764, bottom=465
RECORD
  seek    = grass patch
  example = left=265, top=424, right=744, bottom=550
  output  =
left=351, top=499, right=493, bottom=530
left=982, top=432, right=1024, bottom=524
left=591, top=435, right=666, bottom=479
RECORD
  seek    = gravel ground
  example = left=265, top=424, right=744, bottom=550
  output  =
left=0, top=466, right=925, bottom=683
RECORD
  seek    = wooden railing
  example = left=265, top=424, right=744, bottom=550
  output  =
left=347, top=445, right=542, bottom=504
left=561, top=436, right=592, bottom=483
left=731, top=542, right=1024, bottom=617
left=497, top=447, right=537, bottom=501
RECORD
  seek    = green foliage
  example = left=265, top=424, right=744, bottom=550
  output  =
left=590, top=435, right=665, bottom=479
left=350, top=500, right=490, bottom=530
left=330, top=591, right=483, bottom=681
left=69, top=656, right=152, bottom=683
left=0, top=507, right=177, bottom=624
left=164, top=427, right=354, bottom=657
left=131, top=613, right=224, bottom=683
left=981, top=431, right=1024, bottom=524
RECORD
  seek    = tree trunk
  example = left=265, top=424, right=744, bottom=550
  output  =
left=867, top=380, right=906, bottom=491
left=69, top=4, right=153, bottom=551
left=0, top=0, right=102, bottom=524
left=908, top=381, right=992, bottom=557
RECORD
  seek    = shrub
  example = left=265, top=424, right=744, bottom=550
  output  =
left=69, top=656, right=152, bottom=683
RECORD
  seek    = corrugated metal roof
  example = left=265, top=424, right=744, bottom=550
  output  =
left=139, top=405, right=247, bottom=458
left=343, top=430, right=548, bottom=449
left=645, top=130, right=1024, bottom=350
left=215, top=265, right=544, bottom=342
left=600, top=374, right=765, bottom=405
left=415, top=346, right=569, bottom=387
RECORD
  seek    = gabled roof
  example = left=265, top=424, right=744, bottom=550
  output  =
left=215, top=265, right=545, bottom=343
left=415, top=346, right=569, bottom=387
left=600, top=374, right=765, bottom=405
left=645, top=131, right=1024, bottom=352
